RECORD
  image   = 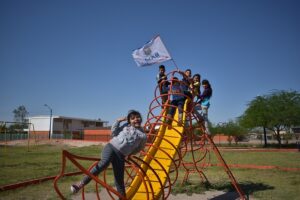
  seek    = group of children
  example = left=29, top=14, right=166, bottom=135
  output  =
left=69, top=65, right=212, bottom=199
left=156, top=65, right=213, bottom=134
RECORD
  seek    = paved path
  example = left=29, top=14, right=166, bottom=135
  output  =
left=72, top=190, right=254, bottom=200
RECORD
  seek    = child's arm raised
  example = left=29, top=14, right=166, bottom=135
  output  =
left=111, top=117, right=127, bottom=137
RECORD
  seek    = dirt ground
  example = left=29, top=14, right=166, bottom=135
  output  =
left=1, top=139, right=105, bottom=147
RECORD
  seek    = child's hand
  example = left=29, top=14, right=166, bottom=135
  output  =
left=117, top=117, right=127, bottom=122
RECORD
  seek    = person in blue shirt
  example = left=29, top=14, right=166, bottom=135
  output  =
left=194, top=79, right=213, bottom=134
left=70, top=110, right=147, bottom=199
left=163, top=77, right=185, bottom=126
left=181, top=69, right=192, bottom=92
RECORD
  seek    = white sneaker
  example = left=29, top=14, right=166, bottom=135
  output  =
left=70, top=184, right=81, bottom=194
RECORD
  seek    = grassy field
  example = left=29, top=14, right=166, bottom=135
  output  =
left=0, top=143, right=299, bottom=200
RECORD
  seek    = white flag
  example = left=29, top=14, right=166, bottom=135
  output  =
left=132, top=35, right=172, bottom=67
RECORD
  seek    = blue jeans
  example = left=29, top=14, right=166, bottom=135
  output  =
left=82, top=143, right=126, bottom=198
left=194, top=104, right=210, bottom=135
left=168, top=99, right=185, bottom=116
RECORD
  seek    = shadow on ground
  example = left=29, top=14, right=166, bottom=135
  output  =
left=210, top=181, right=274, bottom=199
left=172, top=181, right=274, bottom=199
left=210, top=191, right=241, bottom=200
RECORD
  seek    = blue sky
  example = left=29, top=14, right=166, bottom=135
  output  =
left=1, top=0, right=299, bottom=125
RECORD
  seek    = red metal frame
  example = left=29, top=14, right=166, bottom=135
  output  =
left=52, top=69, right=247, bottom=199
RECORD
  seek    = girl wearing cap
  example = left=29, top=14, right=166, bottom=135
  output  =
left=71, top=110, right=147, bottom=199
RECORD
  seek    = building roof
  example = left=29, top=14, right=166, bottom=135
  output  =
left=28, top=115, right=108, bottom=123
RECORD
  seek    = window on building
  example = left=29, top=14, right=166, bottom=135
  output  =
left=96, top=122, right=103, bottom=127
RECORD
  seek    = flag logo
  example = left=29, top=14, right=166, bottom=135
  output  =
left=143, top=46, right=152, bottom=55
left=132, top=35, right=172, bottom=67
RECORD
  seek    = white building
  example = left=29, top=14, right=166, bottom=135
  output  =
left=28, top=115, right=108, bottom=139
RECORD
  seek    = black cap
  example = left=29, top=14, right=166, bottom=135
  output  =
left=127, top=110, right=142, bottom=123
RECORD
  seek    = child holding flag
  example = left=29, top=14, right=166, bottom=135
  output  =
left=156, top=65, right=169, bottom=106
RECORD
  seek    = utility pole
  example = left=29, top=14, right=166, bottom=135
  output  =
left=44, top=104, right=52, bottom=139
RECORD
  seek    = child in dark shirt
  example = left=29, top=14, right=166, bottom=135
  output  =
left=156, top=65, right=169, bottom=106
left=181, top=69, right=193, bottom=100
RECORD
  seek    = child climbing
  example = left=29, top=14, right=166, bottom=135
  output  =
left=183, top=73, right=201, bottom=126
left=194, top=79, right=212, bottom=135
left=70, top=110, right=147, bottom=199
left=163, top=77, right=185, bottom=126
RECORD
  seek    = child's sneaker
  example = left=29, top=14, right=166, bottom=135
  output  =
left=165, top=120, right=172, bottom=129
left=177, top=120, right=183, bottom=126
left=177, top=114, right=183, bottom=126
left=70, top=182, right=83, bottom=194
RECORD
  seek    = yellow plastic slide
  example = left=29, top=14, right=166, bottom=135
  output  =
left=126, top=107, right=185, bottom=200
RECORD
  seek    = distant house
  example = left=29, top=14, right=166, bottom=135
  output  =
left=292, top=127, right=300, bottom=140
left=292, top=127, right=300, bottom=134
left=28, top=115, right=109, bottom=140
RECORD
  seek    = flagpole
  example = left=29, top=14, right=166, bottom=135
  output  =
left=158, top=35, right=179, bottom=70
left=171, top=59, right=179, bottom=70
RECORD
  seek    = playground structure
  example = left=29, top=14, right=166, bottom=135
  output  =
left=54, top=69, right=246, bottom=199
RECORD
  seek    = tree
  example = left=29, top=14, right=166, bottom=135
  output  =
left=240, top=90, right=300, bottom=147
left=0, top=122, right=6, bottom=133
left=12, top=105, right=29, bottom=130
left=239, top=95, right=270, bottom=147
left=211, top=120, right=247, bottom=145
left=267, top=90, right=300, bottom=146
left=13, top=105, right=29, bottom=123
